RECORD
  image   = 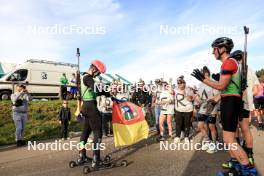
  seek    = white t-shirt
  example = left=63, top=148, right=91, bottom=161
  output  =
left=243, top=68, right=260, bottom=111
left=197, top=83, right=220, bottom=115
left=175, top=88, right=194, bottom=112
left=159, top=89, right=174, bottom=113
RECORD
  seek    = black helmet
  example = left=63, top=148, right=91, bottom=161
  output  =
left=211, top=37, right=234, bottom=52
left=230, top=50, right=243, bottom=61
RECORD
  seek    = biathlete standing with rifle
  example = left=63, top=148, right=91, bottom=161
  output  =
left=74, top=49, right=111, bottom=169
left=191, top=34, right=257, bottom=175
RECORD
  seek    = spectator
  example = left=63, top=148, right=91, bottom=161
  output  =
left=60, top=73, right=69, bottom=100
left=174, top=77, right=194, bottom=143
left=97, top=95, right=113, bottom=137
left=254, top=79, right=264, bottom=129
left=70, top=73, right=77, bottom=99
left=158, top=81, right=175, bottom=141
left=153, top=79, right=162, bottom=134
left=58, top=100, right=71, bottom=140
left=11, top=84, right=32, bottom=146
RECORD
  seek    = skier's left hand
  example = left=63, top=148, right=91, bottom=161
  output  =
left=191, top=69, right=205, bottom=82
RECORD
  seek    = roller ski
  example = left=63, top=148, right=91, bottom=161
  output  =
left=69, top=150, right=93, bottom=168
left=82, top=155, right=128, bottom=174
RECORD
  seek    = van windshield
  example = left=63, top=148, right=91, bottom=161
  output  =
left=6, top=69, right=28, bottom=81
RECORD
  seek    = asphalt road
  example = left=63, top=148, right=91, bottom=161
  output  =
left=0, top=126, right=263, bottom=176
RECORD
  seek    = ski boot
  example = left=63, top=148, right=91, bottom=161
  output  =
left=216, top=168, right=239, bottom=176
left=82, top=155, right=128, bottom=174
left=222, top=158, right=240, bottom=170
left=238, top=165, right=258, bottom=176
left=69, top=149, right=92, bottom=168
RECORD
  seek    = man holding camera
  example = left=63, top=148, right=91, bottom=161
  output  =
left=11, top=84, right=32, bottom=146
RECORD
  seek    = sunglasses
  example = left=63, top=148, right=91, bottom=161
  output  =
left=177, top=82, right=185, bottom=85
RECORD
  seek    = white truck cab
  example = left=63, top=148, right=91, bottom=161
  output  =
left=0, top=59, right=77, bottom=100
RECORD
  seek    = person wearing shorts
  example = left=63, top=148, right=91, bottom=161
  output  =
left=229, top=50, right=260, bottom=167
left=158, top=81, right=174, bottom=141
left=195, top=66, right=219, bottom=154
left=191, top=37, right=257, bottom=175
left=254, top=80, right=264, bottom=127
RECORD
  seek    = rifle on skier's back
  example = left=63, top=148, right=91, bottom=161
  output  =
left=241, top=26, right=249, bottom=93
left=75, top=48, right=82, bottom=117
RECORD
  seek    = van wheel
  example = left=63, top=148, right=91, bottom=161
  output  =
left=0, top=91, right=11, bottom=100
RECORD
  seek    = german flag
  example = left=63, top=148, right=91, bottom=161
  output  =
left=112, top=98, right=149, bottom=147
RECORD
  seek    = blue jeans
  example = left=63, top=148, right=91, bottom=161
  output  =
left=155, top=106, right=161, bottom=131
left=13, top=112, right=28, bottom=141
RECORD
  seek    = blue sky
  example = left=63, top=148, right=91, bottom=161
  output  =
left=0, top=0, right=263, bottom=84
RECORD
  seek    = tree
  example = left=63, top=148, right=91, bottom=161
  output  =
left=256, top=69, right=264, bottom=82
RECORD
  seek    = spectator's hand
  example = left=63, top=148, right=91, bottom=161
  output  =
left=59, top=120, right=61, bottom=124
left=69, top=121, right=71, bottom=125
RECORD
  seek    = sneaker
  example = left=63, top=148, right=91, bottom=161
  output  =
left=16, top=140, right=23, bottom=147
left=180, top=131, right=184, bottom=140
left=206, top=142, right=217, bottom=154
left=174, top=137, right=181, bottom=143
left=87, top=138, right=93, bottom=143
left=159, top=135, right=165, bottom=141
left=222, top=158, right=239, bottom=170
left=201, top=141, right=210, bottom=151
left=216, top=168, right=239, bottom=176
left=184, top=137, right=190, bottom=143
left=167, top=135, right=173, bottom=141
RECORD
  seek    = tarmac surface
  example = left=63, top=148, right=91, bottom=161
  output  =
left=0, top=125, right=263, bottom=176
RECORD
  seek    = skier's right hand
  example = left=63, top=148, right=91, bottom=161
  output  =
left=191, top=69, right=205, bottom=82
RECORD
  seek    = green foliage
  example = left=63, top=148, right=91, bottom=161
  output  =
left=256, top=69, right=264, bottom=82
left=0, top=100, right=81, bottom=146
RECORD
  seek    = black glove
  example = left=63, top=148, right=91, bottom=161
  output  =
left=191, top=69, right=205, bottom=82
left=212, top=73, right=220, bottom=81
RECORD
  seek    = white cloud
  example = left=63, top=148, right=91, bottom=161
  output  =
left=0, top=0, right=123, bottom=63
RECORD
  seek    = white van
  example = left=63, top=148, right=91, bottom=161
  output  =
left=0, top=59, right=78, bottom=100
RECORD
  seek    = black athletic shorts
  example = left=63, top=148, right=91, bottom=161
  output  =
left=220, top=96, right=242, bottom=132
left=254, top=98, right=264, bottom=109
left=197, top=114, right=216, bottom=124
left=239, top=109, right=250, bottom=121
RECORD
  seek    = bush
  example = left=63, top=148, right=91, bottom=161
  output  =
left=0, top=100, right=81, bottom=146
